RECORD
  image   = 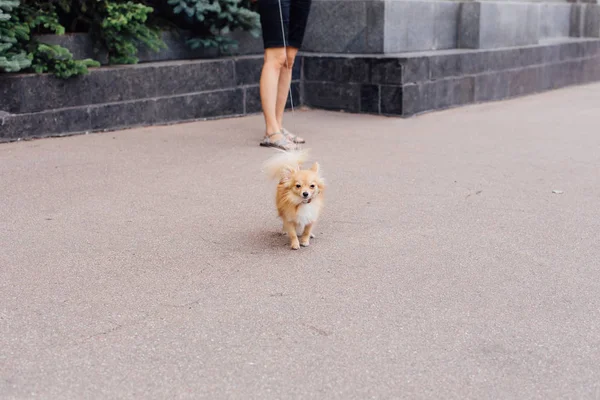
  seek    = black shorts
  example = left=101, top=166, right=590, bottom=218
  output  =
left=257, top=0, right=312, bottom=49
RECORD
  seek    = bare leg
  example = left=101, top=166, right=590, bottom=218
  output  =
left=284, top=221, right=300, bottom=250
left=260, top=48, right=295, bottom=148
left=300, top=223, right=313, bottom=247
left=276, top=47, right=298, bottom=130
left=274, top=47, right=305, bottom=144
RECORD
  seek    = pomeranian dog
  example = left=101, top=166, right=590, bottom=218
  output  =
left=263, top=150, right=325, bottom=250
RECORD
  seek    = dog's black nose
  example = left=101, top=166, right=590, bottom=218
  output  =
left=302, top=192, right=309, bottom=198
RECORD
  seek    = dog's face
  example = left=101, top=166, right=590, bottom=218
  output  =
left=282, top=162, right=324, bottom=204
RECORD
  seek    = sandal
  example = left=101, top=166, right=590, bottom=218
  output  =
left=282, top=128, right=306, bottom=144
left=259, top=132, right=298, bottom=151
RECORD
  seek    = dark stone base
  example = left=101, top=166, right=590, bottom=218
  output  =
left=302, top=38, right=600, bottom=117
left=0, top=55, right=301, bottom=142
left=2, top=38, right=600, bottom=141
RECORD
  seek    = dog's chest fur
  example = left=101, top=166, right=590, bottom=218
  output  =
left=295, top=202, right=319, bottom=228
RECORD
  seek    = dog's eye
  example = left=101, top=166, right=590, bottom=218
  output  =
left=310, top=184, right=315, bottom=189
left=296, top=184, right=301, bottom=188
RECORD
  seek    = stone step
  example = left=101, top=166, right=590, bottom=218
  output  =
left=0, top=83, right=300, bottom=141
left=0, top=56, right=300, bottom=115
left=302, top=38, right=600, bottom=116
left=2, top=38, right=598, bottom=142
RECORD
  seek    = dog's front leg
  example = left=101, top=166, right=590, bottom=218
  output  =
left=300, top=223, right=313, bottom=247
left=284, top=221, right=300, bottom=250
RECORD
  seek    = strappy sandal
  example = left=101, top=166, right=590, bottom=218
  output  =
left=282, top=128, right=306, bottom=144
left=259, top=132, right=298, bottom=151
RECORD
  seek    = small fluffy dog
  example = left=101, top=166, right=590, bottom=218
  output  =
left=264, top=150, right=325, bottom=250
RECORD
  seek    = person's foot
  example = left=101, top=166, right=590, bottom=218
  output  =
left=259, top=132, right=297, bottom=150
left=282, top=128, right=306, bottom=144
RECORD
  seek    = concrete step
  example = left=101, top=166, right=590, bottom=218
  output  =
left=0, top=83, right=300, bottom=141
left=302, top=38, right=600, bottom=116
left=0, top=56, right=300, bottom=115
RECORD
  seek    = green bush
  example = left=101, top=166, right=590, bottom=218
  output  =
left=0, top=0, right=32, bottom=72
left=100, top=1, right=165, bottom=64
left=32, top=43, right=99, bottom=78
left=0, top=0, right=100, bottom=77
left=167, top=0, right=260, bottom=53
left=0, top=0, right=260, bottom=78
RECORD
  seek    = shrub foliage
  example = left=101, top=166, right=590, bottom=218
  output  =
left=0, top=0, right=260, bottom=78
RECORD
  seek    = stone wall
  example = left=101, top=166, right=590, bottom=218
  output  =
left=301, top=0, right=594, bottom=54
left=0, top=56, right=300, bottom=141
left=302, top=40, right=600, bottom=116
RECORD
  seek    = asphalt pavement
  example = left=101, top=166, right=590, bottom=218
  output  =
left=1, top=84, right=600, bottom=399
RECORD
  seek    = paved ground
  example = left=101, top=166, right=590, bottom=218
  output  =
left=2, top=84, right=600, bottom=399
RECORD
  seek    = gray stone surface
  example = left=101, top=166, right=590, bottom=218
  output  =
left=371, top=58, right=404, bottom=85
left=304, top=57, right=370, bottom=83
left=540, top=4, right=572, bottom=39
left=245, top=86, right=263, bottom=114
left=302, top=39, right=600, bottom=117
left=90, top=99, right=159, bottom=131
left=474, top=71, right=511, bottom=102
left=235, top=58, right=264, bottom=86
left=385, top=0, right=459, bottom=52
left=227, top=30, right=264, bottom=56
left=4, top=39, right=600, bottom=140
left=0, top=108, right=91, bottom=140
left=508, top=66, right=543, bottom=97
left=1, top=58, right=253, bottom=114
left=360, top=84, right=380, bottom=113
left=150, top=60, right=237, bottom=97
left=0, top=74, right=33, bottom=114
left=154, top=89, right=245, bottom=123
left=382, top=0, right=459, bottom=52
left=398, top=56, right=430, bottom=83
left=429, top=54, right=461, bottom=80
left=452, top=76, right=476, bottom=106
left=459, top=2, right=482, bottom=49
left=5, top=86, right=600, bottom=398
left=366, top=1, right=385, bottom=53
left=570, top=4, right=586, bottom=38
left=459, top=2, right=541, bottom=49
left=35, top=31, right=263, bottom=65
left=384, top=1, right=436, bottom=53
left=584, top=4, right=600, bottom=37
left=303, top=0, right=459, bottom=54
left=380, top=84, right=403, bottom=114
left=302, top=0, right=373, bottom=53
left=303, top=82, right=361, bottom=112
left=434, top=1, right=461, bottom=50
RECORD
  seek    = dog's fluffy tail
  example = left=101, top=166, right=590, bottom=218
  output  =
left=263, top=149, right=309, bottom=181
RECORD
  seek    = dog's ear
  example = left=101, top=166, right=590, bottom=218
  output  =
left=317, top=178, right=326, bottom=191
left=280, top=165, right=296, bottom=182
left=310, top=162, right=320, bottom=173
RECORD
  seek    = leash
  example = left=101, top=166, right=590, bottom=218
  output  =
left=276, top=0, right=295, bottom=115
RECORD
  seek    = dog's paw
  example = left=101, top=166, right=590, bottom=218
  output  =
left=291, top=239, right=300, bottom=250
left=300, top=240, right=310, bottom=247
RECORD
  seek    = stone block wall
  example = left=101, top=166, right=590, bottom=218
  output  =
left=0, top=56, right=301, bottom=141
left=302, top=40, right=600, bottom=116
left=458, top=2, right=541, bottom=49
left=302, top=0, right=595, bottom=54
